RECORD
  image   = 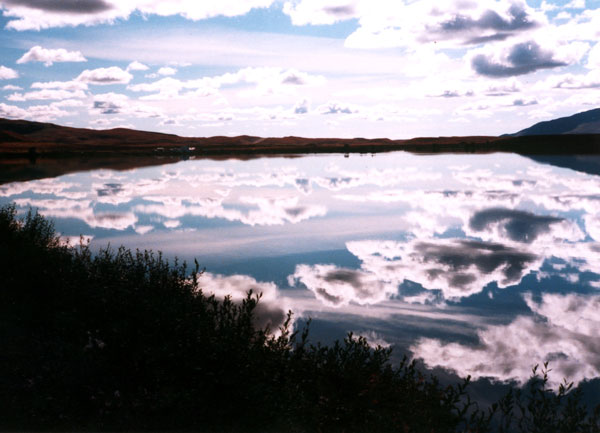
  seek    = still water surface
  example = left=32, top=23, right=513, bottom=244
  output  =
left=2, top=151, right=599, bottom=388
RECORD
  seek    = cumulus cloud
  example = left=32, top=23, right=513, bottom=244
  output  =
left=135, top=194, right=327, bottom=227
left=308, top=0, right=546, bottom=49
left=0, top=65, right=18, bottom=80
left=351, top=239, right=541, bottom=299
left=7, top=88, right=87, bottom=101
left=471, top=41, right=567, bottom=77
left=411, top=293, right=600, bottom=387
left=291, top=235, right=544, bottom=306
left=0, top=0, right=275, bottom=31
left=77, top=66, right=133, bottom=85
left=468, top=208, right=565, bottom=243
left=0, top=102, right=28, bottom=118
left=404, top=240, right=539, bottom=294
left=587, top=42, right=600, bottom=69
left=8, top=81, right=88, bottom=101
left=432, top=3, right=538, bottom=44
left=31, top=80, right=88, bottom=91
left=197, top=272, right=290, bottom=332
left=126, top=60, right=149, bottom=71
left=2, top=84, right=21, bottom=91
left=317, top=101, right=360, bottom=115
left=512, top=98, right=537, bottom=106
left=540, top=70, right=600, bottom=89
left=91, top=92, right=162, bottom=118
left=283, top=0, right=359, bottom=25
left=293, top=98, right=310, bottom=114
left=0, top=101, right=72, bottom=121
left=157, top=66, right=177, bottom=76
left=16, top=45, right=86, bottom=66
left=13, top=197, right=138, bottom=230
left=92, top=92, right=128, bottom=114
left=289, top=264, right=397, bottom=307
left=2, top=0, right=112, bottom=14
left=128, top=67, right=324, bottom=100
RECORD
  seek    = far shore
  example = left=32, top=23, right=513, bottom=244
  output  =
left=2, top=117, right=600, bottom=184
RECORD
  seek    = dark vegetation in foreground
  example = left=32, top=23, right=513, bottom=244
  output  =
left=1, top=205, right=598, bottom=433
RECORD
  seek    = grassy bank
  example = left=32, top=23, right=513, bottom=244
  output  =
left=0, top=205, right=598, bottom=432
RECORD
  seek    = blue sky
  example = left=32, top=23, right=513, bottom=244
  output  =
left=0, top=0, right=599, bottom=138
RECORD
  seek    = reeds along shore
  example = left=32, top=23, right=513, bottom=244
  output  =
left=0, top=204, right=598, bottom=432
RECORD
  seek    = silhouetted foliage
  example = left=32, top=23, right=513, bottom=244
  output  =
left=0, top=204, right=598, bottom=432
left=491, top=363, right=600, bottom=433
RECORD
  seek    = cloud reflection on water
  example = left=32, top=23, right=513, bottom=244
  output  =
left=198, top=272, right=290, bottom=332
left=2, top=152, right=600, bottom=386
left=292, top=237, right=544, bottom=303
left=411, top=293, right=600, bottom=387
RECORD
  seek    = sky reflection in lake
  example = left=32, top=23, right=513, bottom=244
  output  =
left=2, top=151, right=600, bottom=387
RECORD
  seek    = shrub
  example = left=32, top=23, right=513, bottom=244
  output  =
left=0, top=204, right=598, bottom=432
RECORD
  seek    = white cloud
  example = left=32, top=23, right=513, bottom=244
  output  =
left=539, top=1, right=559, bottom=12
left=0, top=65, right=18, bottom=80
left=16, top=46, right=86, bottom=66
left=77, top=66, right=133, bottom=85
left=554, top=11, right=572, bottom=20
left=134, top=194, right=327, bottom=227
left=564, top=0, right=585, bottom=9
left=129, top=67, right=325, bottom=100
left=587, top=42, right=600, bottom=69
left=0, top=102, right=27, bottom=118
left=283, top=0, right=360, bottom=25
left=13, top=197, right=138, bottom=230
left=537, top=70, right=600, bottom=89
left=92, top=92, right=129, bottom=114
left=293, top=98, right=310, bottom=114
left=411, top=293, right=600, bottom=387
left=197, top=272, right=290, bottom=332
left=31, top=80, right=88, bottom=91
left=284, top=0, right=546, bottom=50
left=0, top=0, right=275, bottom=31
left=0, top=101, right=71, bottom=121
left=2, top=84, right=21, bottom=91
left=19, top=103, right=72, bottom=121
left=8, top=87, right=87, bottom=101
left=157, top=66, right=177, bottom=76
left=91, top=92, right=162, bottom=118
left=466, top=207, right=584, bottom=245
left=126, top=60, right=149, bottom=71
left=290, top=263, right=398, bottom=307
left=317, top=101, right=360, bottom=115
left=290, top=232, right=545, bottom=306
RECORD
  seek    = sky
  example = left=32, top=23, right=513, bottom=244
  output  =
left=0, top=0, right=599, bottom=138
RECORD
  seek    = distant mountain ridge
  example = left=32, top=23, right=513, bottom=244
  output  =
left=1, top=116, right=600, bottom=184
left=514, top=108, right=600, bottom=136
left=0, top=116, right=599, bottom=160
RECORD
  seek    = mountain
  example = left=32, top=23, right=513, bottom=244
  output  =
left=514, top=108, right=600, bottom=136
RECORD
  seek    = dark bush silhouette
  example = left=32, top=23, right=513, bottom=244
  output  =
left=0, top=204, right=598, bottom=432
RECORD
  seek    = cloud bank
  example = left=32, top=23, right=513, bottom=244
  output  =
left=17, top=46, right=87, bottom=66
left=0, top=0, right=276, bottom=30
left=412, top=293, right=600, bottom=387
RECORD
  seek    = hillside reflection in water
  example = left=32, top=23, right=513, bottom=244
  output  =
left=1, top=151, right=600, bottom=387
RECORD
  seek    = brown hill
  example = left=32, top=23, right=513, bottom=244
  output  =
left=2, top=118, right=600, bottom=184
left=1, top=117, right=600, bottom=158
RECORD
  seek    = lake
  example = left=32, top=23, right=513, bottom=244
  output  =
left=2, top=151, right=599, bottom=389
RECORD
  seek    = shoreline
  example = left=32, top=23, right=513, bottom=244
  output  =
left=2, top=117, right=600, bottom=184
left=2, top=133, right=600, bottom=158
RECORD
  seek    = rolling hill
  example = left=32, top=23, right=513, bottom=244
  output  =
left=514, top=107, right=600, bottom=136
